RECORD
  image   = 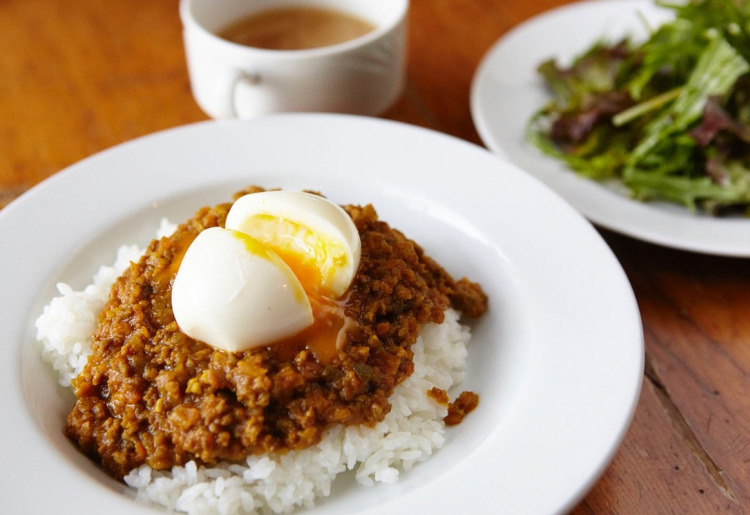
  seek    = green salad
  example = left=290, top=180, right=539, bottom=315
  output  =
left=528, top=0, right=750, bottom=215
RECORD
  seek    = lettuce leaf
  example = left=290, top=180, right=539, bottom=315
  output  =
left=528, top=0, right=750, bottom=214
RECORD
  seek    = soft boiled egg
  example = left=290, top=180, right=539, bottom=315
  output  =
left=171, top=227, right=314, bottom=353
left=171, top=191, right=361, bottom=354
left=225, top=191, right=361, bottom=299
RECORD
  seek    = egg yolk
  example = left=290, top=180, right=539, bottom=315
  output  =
left=230, top=213, right=352, bottom=298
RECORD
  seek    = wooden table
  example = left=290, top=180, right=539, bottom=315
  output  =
left=2, top=0, right=749, bottom=512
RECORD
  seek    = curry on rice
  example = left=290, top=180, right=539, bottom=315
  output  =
left=65, top=187, right=488, bottom=479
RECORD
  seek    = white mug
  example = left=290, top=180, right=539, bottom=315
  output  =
left=179, top=0, right=408, bottom=119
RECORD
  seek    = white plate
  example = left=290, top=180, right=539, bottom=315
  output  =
left=0, top=114, right=642, bottom=514
left=471, top=0, right=750, bottom=257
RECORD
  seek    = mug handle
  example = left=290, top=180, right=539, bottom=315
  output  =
left=218, top=69, right=263, bottom=118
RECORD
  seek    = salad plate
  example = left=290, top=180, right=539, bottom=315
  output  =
left=471, top=0, right=750, bottom=257
left=0, top=114, right=642, bottom=514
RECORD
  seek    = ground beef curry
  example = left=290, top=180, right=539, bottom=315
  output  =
left=65, top=188, right=488, bottom=479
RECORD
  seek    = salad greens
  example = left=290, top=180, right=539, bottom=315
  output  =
left=528, top=0, right=750, bottom=214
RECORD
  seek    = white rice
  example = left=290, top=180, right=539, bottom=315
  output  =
left=35, top=221, right=473, bottom=515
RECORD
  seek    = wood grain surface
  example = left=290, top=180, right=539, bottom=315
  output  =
left=2, top=0, right=749, bottom=512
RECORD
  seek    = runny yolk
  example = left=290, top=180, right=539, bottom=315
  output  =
left=269, top=243, right=354, bottom=364
left=272, top=244, right=324, bottom=296
left=271, top=296, right=352, bottom=363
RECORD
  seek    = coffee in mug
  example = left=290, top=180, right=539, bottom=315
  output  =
left=218, top=6, right=376, bottom=51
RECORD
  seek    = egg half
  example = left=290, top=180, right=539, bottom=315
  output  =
left=225, top=191, right=361, bottom=298
left=171, top=191, right=361, bottom=353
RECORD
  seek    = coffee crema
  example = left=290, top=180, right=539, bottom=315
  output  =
left=218, top=6, right=376, bottom=51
